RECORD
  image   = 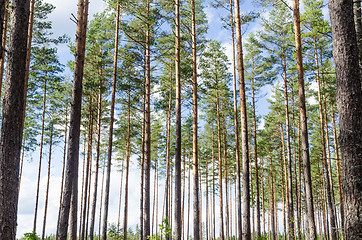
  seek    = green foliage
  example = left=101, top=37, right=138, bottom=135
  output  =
left=21, top=231, right=40, bottom=240
left=147, top=217, right=172, bottom=240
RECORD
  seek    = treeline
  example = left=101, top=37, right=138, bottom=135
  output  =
left=0, top=0, right=361, bottom=240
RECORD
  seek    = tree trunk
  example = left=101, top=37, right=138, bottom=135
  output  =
left=81, top=99, right=93, bottom=240
left=22, top=0, right=35, bottom=119
left=212, top=124, right=216, bottom=240
left=329, top=0, right=362, bottom=238
left=143, top=0, right=152, bottom=238
left=41, top=115, right=54, bottom=240
left=174, top=0, right=182, bottom=238
left=191, top=0, right=200, bottom=239
left=79, top=133, right=86, bottom=239
left=0, top=0, right=30, bottom=238
left=331, top=103, right=344, bottom=234
left=0, top=0, right=9, bottom=99
left=313, top=39, right=338, bottom=240
left=116, top=160, right=124, bottom=239
left=123, top=86, right=131, bottom=240
left=228, top=1, right=243, bottom=238
left=292, top=0, right=317, bottom=239
left=140, top=50, right=146, bottom=240
left=101, top=0, right=120, bottom=238
left=89, top=67, right=103, bottom=240
left=281, top=50, right=295, bottom=240
left=222, top=123, right=230, bottom=240
left=216, top=90, right=224, bottom=240
left=165, top=80, right=172, bottom=240
left=33, top=78, right=48, bottom=233
left=98, top=162, right=106, bottom=239
left=270, top=157, right=276, bottom=240
left=57, top=106, right=68, bottom=235
left=0, top=0, right=6, bottom=62
left=233, top=0, right=251, bottom=238
left=251, top=60, right=261, bottom=239
left=56, top=0, right=89, bottom=238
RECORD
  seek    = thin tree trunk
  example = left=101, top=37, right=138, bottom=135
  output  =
left=81, top=99, right=93, bottom=240
left=331, top=104, right=344, bottom=234
left=228, top=1, right=242, bottom=238
left=206, top=155, right=209, bottom=240
left=314, top=39, right=338, bottom=240
left=18, top=137, right=26, bottom=195
left=212, top=124, right=216, bottom=240
left=187, top=156, right=191, bottom=240
left=33, top=78, right=48, bottom=233
left=56, top=0, right=88, bottom=238
left=116, top=160, right=124, bottom=239
left=174, top=0, right=182, bottom=238
left=98, top=162, right=106, bottom=239
left=22, top=0, right=35, bottom=121
left=216, top=90, right=224, bottom=240
left=140, top=50, right=146, bottom=240
left=329, top=0, right=362, bottom=238
left=79, top=133, right=86, bottom=239
left=57, top=106, right=68, bottom=233
left=123, top=86, right=131, bottom=240
left=41, top=115, right=54, bottom=240
left=0, top=0, right=9, bottom=99
left=251, top=60, right=261, bottom=239
left=85, top=145, right=92, bottom=239
left=143, top=0, right=152, bottom=238
left=270, top=157, right=276, bottom=240
left=234, top=0, right=251, bottom=237
left=292, top=0, right=317, bottom=238
left=223, top=124, right=230, bottom=240
left=281, top=49, right=295, bottom=240
left=0, top=0, right=6, bottom=63
left=165, top=80, right=172, bottom=240
left=101, top=0, right=120, bottom=237
left=191, top=0, right=200, bottom=238
left=89, top=68, right=103, bottom=240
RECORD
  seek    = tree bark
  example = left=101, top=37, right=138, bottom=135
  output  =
left=81, top=99, right=93, bottom=240
left=57, top=106, right=68, bottom=235
left=41, top=116, right=54, bottom=240
left=292, top=0, right=317, bottom=239
left=228, top=1, right=243, bottom=239
left=191, top=0, right=200, bottom=239
left=216, top=90, right=224, bottom=240
left=22, top=0, right=35, bottom=120
left=123, top=86, right=131, bottom=240
left=0, top=0, right=6, bottom=62
left=329, top=0, right=362, bottom=238
left=0, top=0, right=9, bottom=99
left=0, top=0, right=30, bottom=238
left=251, top=57, right=261, bottom=239
left=101, top=0, right=120, bottom=238
left=174, top=0, right=182, bottom=238
left=33, top=78, right=48, bottom=233
left=233, top=0, right=251, bottom=238
left=314, top=39, right=338, bottom=240
left=281, top=49, right=295, bottom=240
left=89, top=66, right=103, bottom=240
left=143, top=0, right=152, bottom=238
left=56, top=0, right=88, bottom=238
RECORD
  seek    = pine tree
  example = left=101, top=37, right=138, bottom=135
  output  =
left=0, top=0, right=31, bottom=238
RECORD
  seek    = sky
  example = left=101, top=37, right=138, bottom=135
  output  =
left=16, top=0, right=330, bottom=237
